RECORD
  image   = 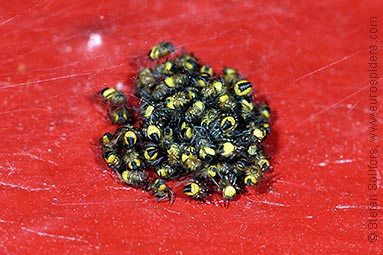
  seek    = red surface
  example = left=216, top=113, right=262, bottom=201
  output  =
left=1, top=1, right=382, bottom=254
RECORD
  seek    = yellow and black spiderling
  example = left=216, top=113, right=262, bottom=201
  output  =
left=217, top=94, right=237, bottom=111
left=218, top=141, right=236, bottom=158
left=182, top=180, right=209, bottom=201
left=102, top=148, right=122, bottom=172
left=123, top=130, right=139, bottom=148
left=181, top=145, right=202, bottom=172
left=117, top=125, right=142, bottom=148
left=179, top=121, right=193, bottom=141
left=222, top=67, right=240, bottom=85
left=200, top=65, right=214, bottom=78
left=164, top=92, right=189, bottom=110
left=120, top=169, right=148, bottom=188
left=176, top=53, right=200, bottom=72
left=147, top=178, right=175, bottom=204
left=155, top=163, right=178, bottom=179
left=156, top=60, right=176, bottom=76
left=143, top=143, right=163, bottom=166
left=185, top=100, right=205, bottom=122
left=244, top=170, right=262, bottom=186
left=100, top=87, right=127, bottom=107
left=201, top=79, right=224, bottom=99
left=201, top=109, right=219, bottom=129
left=144, top=124, right=162, bottom=142
left=149, top=41, right=175, bottom=61
left=166, top=143, right=182, bottom=167
left=108, top=105, right=132, bottom=125
left=195, top=138, right=216, bottom=161
left=135, top=68, right=156, bottom=94
left=96, top=42, right=273, bottom=205
left=220, top=115, right=237, bottom=134
left=123, top=149, right=144, bottom=171
left=234, top=80, right=253, bottom=97
left=100, top=132, right=115, bottom=148
left=259, top=104, right=271, bottom=120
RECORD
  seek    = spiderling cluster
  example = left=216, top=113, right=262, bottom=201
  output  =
left=98, top=42, right=271, bottom=205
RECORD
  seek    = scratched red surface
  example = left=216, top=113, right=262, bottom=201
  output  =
left=1, top=1, right=382, bottom=254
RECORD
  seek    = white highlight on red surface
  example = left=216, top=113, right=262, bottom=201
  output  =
left=87, top=33, right=102, bottom=51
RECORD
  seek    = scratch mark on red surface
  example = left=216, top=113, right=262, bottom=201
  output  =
left=51, top=197, right=141, bottom=206
left=0, top=73, right=92, bottom=89
left=276, top=179, right=331, bottom=192
left=21, top=226, right=88, bottom=243
left=317, top=161, right=328, bottom=167
left=107, top=186, right=133, bottom=191
left=0, top=17, right=16, bottom=26
left=0, top=163, right=17, bottom=175
left=275, top=179, right=306, bottom=188
left=335, top=159, right=354, bottom=164
left=51, top=201, right=105, bottom=206
left=0, top=181, right=54, bottom=191
left=164, top=208, right=181, bottom=215
left=259, top=200, right=289, bottom=207
left=318, top=159, right=354, bottom=166
left=13, top=152, right=58, bottom=166
left=287, top=61, right=295, bottom=82
left=0, top=0, right=53, bottom=27
left=290, top=82, right=370, bottom=129
left=294, top=50, right=365, bottom=82
left=0, top=219, right=16, bottom=224
left=346, top=101, right=359, bottom=113
left=335, top=205, right=383, bottom=210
